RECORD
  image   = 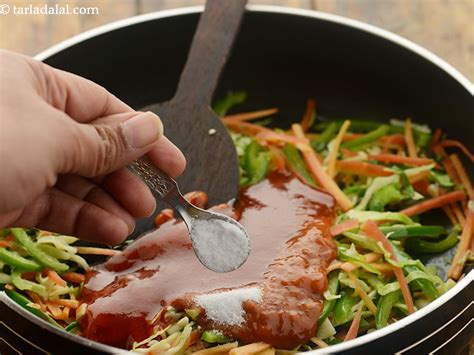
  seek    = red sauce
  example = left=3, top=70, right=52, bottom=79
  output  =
left=80, top=172, right=336, bottom=349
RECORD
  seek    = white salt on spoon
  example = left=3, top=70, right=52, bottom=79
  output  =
left=128, top=156, right=251, bottom=273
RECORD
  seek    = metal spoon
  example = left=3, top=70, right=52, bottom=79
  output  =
left=128, top=157, right=251, bottom=273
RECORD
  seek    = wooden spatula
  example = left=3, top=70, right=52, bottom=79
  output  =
left=144, top=0, right=247, bottom=206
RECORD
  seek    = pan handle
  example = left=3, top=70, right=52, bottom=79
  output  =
left=173, top=0, right=247, bottom=105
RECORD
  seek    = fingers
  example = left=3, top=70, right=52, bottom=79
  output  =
left=28, top=56, right=133, bottom=123
left=58, top=111, right=164, bottom=177
left=102, top=169, right=156, bottom=218
left=55, top=175, right=135, bottom=232
left=148, top=136, right=187, bottom=178
left=11, top=189, right=130, bottom=245
left=92, top=112, right=186, bottom=177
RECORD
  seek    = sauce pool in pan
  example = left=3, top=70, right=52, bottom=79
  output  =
left=80, top=171, right=336, bottom=349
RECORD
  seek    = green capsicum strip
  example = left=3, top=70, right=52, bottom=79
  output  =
left=212, top=91, right=247, bottom=116
left=331, top=289, right=359, bottom=327
left=405, top=227, right=460, bottom=254
left=314, top=120, right=381, bottom=134
left=5, top=288, right=61, bottom=328
left=201, top=330, right=231, bottom=344
left=341, top=125, right=390, bottom=151
left=318, top=270, right=340, bottom=325
left=392, top=245, right=438, bottom=300
left=283, top=144, right=316, bottom=186
left=0, top=248, right=42, bottom=271
left=311, top=122, right=338, bottom=151
left=380, top=225, right=446, bottom=239
left=11, top=228, right=69, bottom=272
left=244, top=141, right=270, bottom=185
left=375, top=290, right=401, bottom=329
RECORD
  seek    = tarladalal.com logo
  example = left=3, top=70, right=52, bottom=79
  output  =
left=0, top=3, right=99, bottom=15
left=0, top=4, right=10, bottom=14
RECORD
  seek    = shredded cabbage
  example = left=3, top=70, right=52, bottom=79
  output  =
left=317, top=318, right=336, bottom=340
left=345, top=210, right=415, bottom=225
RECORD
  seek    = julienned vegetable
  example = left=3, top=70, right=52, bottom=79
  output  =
left=1, top=94, right=471, bottom=354
left=11, top=228, right=69, bottom=272
left=216, top=93, right=471, bottom=352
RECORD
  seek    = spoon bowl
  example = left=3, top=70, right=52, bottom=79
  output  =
left=129, top=156, right=251, bottom=273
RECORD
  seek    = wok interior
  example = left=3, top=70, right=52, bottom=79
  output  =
left=44, top=10, right=472, bottom=135
left=43, top=8, right=472, bottom=287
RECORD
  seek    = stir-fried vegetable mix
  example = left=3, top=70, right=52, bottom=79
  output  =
left=1, top=92, right=473, bottom=354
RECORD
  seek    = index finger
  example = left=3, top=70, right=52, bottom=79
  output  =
left=32, top=56, right=133, bottom=122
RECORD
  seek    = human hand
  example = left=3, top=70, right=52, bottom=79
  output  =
left=0, top=50, right=186, bottom=245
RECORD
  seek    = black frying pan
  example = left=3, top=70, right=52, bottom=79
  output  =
left=0, top=6, right=472, bottom=355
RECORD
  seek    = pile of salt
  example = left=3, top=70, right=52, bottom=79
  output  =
left=195, top=287, right=262, bottom=326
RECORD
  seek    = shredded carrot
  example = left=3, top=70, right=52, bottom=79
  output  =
left=193, top=342, right=238, bottom=354
left=26, top=291, right=46, bottom=312
left=330, top=219, right=359, bottom=237
left=401, top=190, right=467, bottom=217
left=62, top=271, right=85, bottom=284
left=75, top=247, right=120, bottom=256
left=440, top=139, right=474, bottom=163
left=451, top=203, right=466, bottom=226
left=184, top=191, right=209, bottom=208
left=154, top=209, right=174, bottom=227
left=223, top=108, right=278, bottom=122
left=408, top=170, right=430, bottom=185
left=292, top=124, right=353, bottom=211
left=310, top=337, right=328, bottom=348
left=432, top=145, right=461, bottom=184
left=46, top=269, right=66, bottom=287
left=225, top=119, right=306, bottom=146
left=229, top=342, right=270, bottom=355
left=0, top=235, right=14, bottom=247
left=361, top=221, right=415, bottom=314
left=336, top=160, right=393, bottom=177
left=431, top=128, right=443, bottom=148
left=0, top=240, right=12, bottom=248
left=50, top=299, right=79, bottom=308
left=404, top=118, right=417, bottom=158
left=450, top=154, right=474, bottom=199
left=21, top=272, right=37, bottom=280
left=412, top=179, right=430, bottom=196
left=371, top=263, right=395, bottom=274
left=367, top=154, right=434, bottom=166
left=255, top=130, right=306, bottom=146
left=442, top=206, right=458, bottom=225
left=327, top=120, right=351, bottom=178
left=344, top=305, right=363, bottom=341
left=224, top=118, right=268, bottom=135
left=380, top=134, right=406, bottom=148
left=448, top=208, right=473, bottom=280
left=46, top=303, right=63, bottom=319
left=268, top=146, right=286, bottom=172
left=60, top=306, right=70, bottom=321
left=340, top=148, right=358, bottom=157
left=345, top=270, right=377, bottom=314
left=301, top=99, right=316, bottom=132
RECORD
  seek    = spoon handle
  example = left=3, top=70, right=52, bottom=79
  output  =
left=173, top=0, right=247, bottom=104
left=128, top=157, right=177, bottom=200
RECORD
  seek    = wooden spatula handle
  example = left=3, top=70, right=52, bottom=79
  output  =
left=174, top=0, right=247, bottom=104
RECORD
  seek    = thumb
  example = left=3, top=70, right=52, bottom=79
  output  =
left=60, top=111, right=163, bottom=177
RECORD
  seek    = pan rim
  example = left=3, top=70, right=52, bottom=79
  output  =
left=25, top=4, right=473, bottom=353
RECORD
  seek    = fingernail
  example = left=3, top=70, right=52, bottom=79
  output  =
left=122, top=111, right=163, bottom=148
